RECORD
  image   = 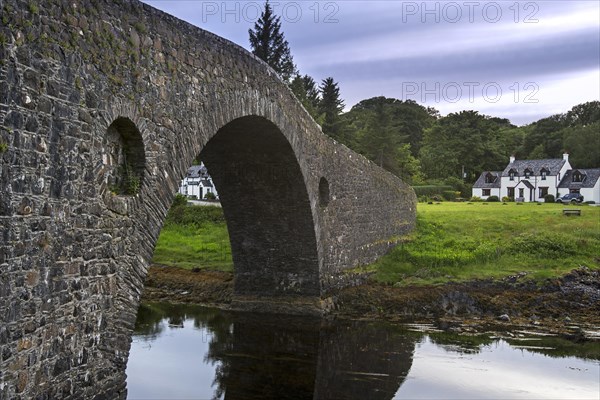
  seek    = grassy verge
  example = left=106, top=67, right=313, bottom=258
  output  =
left=152, top=203, right=233, bottom=271
left=373, top=202, right=600, bottom=285
left=152, top=200, right=600, bottom=284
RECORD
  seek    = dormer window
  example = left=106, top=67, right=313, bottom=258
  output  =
left=540, top=168, right=548, bottom=180
left=524, top=168, right=532, bottom=179
left=485, top=173, right=496, bottom=184
left=509, top=169, right=516, bottom=181
left=572, top=171, right=584, bottom=183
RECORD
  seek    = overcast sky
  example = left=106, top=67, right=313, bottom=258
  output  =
left=142, top=1, right=599, bottom=125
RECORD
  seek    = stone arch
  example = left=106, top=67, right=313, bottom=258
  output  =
left=103, top=117, right=146, bottom=195
left=199, top=115, right=321, bottom=302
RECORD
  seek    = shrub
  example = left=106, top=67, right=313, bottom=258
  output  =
left=442, top=190, right=461, bottom=201
left=444, top=176, right=472, bottom=198
left=166, top=202, right=225, bottom=225
left=417, top=195, right=429, bottom=203
left=413, top=185, right=453, bottom=197
left=487, top=195, right=500, bottom=202
left=431, top=195, right=443, bottom=202
left=501, top=196, right=511, bottom=202
left=469, top=196, right=482, bottom=202
left=172, top=193, right=188, bottom=208
left=204, top=192, right=217, bottom=200
left=544, top=194, right=555, bottom=203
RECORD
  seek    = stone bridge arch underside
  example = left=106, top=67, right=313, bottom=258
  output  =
left=0, top=0, right=415, bottom=398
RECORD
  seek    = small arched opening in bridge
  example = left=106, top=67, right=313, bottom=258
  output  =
left=153, top=115, right=321, bottom=303
left=103, top=117, right=146, bottom=196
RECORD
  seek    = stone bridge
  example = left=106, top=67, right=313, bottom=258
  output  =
left=0, top=0, right=415, bottom=398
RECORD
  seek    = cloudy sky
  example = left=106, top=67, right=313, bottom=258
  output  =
left=142, top=1, right=599, bottom=125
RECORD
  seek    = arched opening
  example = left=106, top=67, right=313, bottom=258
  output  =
left=199, top=116, right=321, bottom=298
left=103, top=117, right=146, bottom=195
left=319, top=177, right=330, bottom=207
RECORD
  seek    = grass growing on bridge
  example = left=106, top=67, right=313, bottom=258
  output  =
left=153, top=200, right=600, bottom=283
left=373, top=202, right=600, bottom=285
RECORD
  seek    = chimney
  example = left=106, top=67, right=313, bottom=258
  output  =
left=563, top=153, right=569, bottom=161
left=509, top=155, right=515, bottom=164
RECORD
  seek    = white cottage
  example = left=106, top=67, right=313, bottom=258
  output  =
left=472, top=154, right=600, bottom=203
left=557, top=169, right=600, bottom=203
left=178, top=163, right=219, bottom=200
left=499, top=154, right=571, bottom=202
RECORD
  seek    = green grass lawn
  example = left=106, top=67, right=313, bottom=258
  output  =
left=152, top=204, right=233, bottom=271
left=152, top=200, right=600, bottom=283
left=372, top=202, right=600, bottom=285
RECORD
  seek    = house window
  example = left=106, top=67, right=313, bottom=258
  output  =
left=509, top=171, right=515, bottom=181
left=482, top=189, right=491, bottom=196
left=541, top=169, right=547, bottom=180
left=572, top=171, right=584, bottom=182
left=485, top=174, right=495, bottom=184
left=524, top=168, right=532, bottom=179
left=519, top=188, right=524, bottom=198
left=539, top=187, right=548, bottom=198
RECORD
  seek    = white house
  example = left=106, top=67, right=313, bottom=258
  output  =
left=557, top=168, right=600, bottom=204
left=178, top=163, right=219, bottom=200
left=473, top=154, right=600, bottom=203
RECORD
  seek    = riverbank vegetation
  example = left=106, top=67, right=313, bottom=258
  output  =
left=372, top=202, right=600, bottom=285
left=152, top=200, right=599, bottom=285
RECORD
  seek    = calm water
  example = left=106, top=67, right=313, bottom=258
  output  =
left=126, top=303, right=599, bottom=400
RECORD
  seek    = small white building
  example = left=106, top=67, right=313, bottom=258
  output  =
left=473, top=154, right=600, bottom=203
left=178, top=163, right=219, bottom=200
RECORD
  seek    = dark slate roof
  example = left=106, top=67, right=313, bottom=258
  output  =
left=502, top=158, right=565, bottom=176
left=516, top=180, right=535, bottom=190
left=186, top=164, right=209, bottom=179
left=558, top=169, right=600, bottom=188
left=473, top=171, right=502, bottom=188
left=201, top=179, right=213, bottom=188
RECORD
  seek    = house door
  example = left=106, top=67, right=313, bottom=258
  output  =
left=508, top=187, right=515, bottom=198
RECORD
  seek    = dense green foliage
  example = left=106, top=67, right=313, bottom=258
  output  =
left=372, top=202, right=600, bottom=285
left=290, top=74, right=321, bottom=121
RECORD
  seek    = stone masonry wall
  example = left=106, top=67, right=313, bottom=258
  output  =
left=0, top=0, right=416, bottom=398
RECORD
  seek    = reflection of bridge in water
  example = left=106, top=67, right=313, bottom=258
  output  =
left=131, top=304, right=416, bottom=400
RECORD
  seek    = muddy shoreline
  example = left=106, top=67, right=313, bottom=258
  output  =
left=141, top=265, right=600, bottom=339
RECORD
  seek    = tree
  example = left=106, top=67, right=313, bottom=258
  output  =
left=290, top=74, right=322, bottom=121
left=318, top=77, right=344, bottom=139
left=562, top=122, right=600, bottom=167
left=248, top=1, right=296, bottom=81
left=419, top=110, right=507, bottom=181
left=565, top=101, right=600, bottom=126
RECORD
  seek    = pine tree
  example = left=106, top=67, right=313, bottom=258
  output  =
left=318, top=77, right=344, bottom=138
left=249, top=1, right=296, bottom=82
left=290, top=74, right=321, bottom=120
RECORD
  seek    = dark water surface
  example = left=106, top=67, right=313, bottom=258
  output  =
left=126, top=303, right=599, bottom=400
